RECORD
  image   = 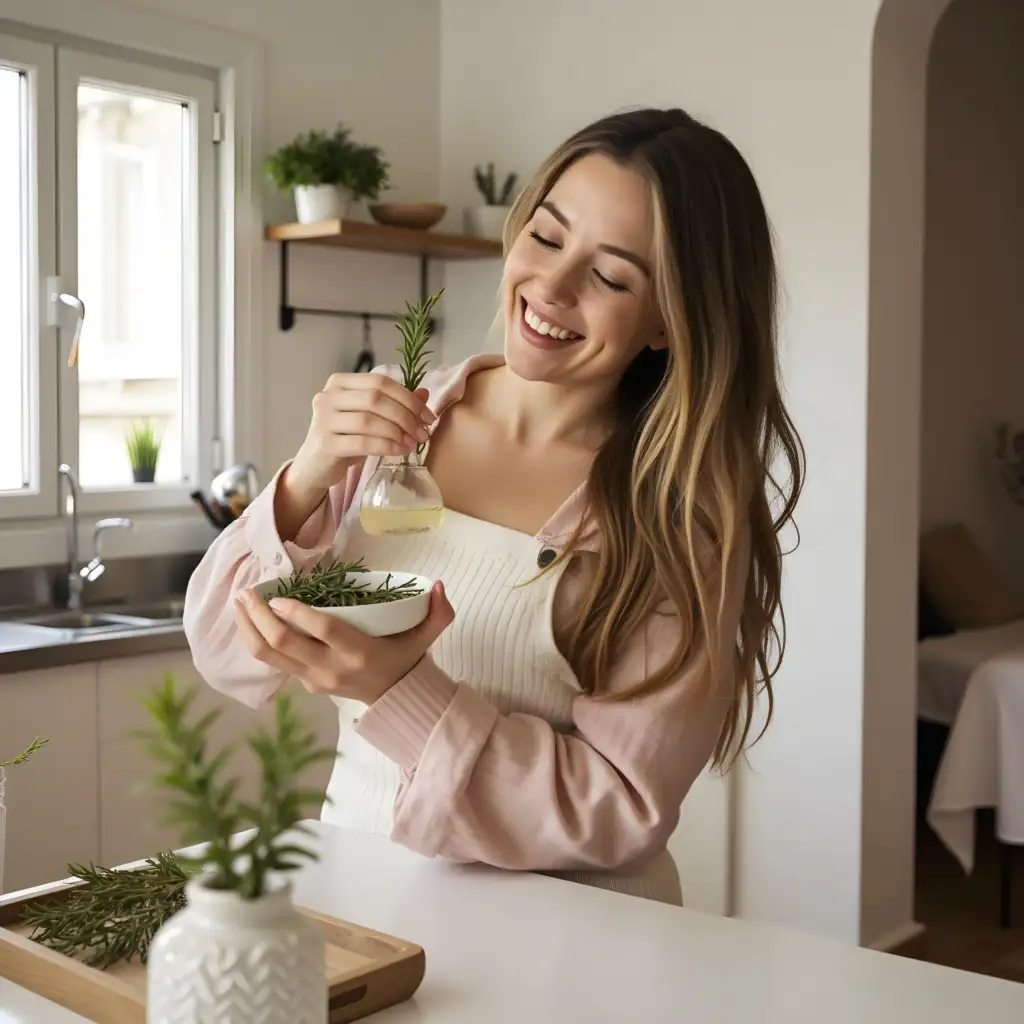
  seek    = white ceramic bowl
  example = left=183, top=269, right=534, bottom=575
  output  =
left=252, top=570, right=432, bottom=638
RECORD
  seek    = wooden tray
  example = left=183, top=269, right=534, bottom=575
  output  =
left=0, top=879, right=424, bottom=1023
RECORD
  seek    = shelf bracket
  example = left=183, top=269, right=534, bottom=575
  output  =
left=277, top=241, right=437, bottom=334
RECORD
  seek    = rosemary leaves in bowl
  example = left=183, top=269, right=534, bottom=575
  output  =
left=252, top=557, right=432, bottom=638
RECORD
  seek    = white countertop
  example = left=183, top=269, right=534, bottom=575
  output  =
left=2, top=820, right=1023, bottom=1022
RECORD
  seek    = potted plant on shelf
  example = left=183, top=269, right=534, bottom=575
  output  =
left=265, top=124, right=390, bottom=224
left=125, top=420, right=161, bottom=483
left=0, top=737, right=47, bottom=894
left=465, top=162, right=518, bottom=240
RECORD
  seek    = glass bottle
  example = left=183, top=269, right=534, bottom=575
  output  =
left=359, top=451, right=444, bottom=536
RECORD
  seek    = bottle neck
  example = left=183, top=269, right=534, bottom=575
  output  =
left=381, top=451, right=425, bottom=468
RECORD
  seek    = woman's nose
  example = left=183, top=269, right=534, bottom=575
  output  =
left=535, top=258, right=579, bottom=308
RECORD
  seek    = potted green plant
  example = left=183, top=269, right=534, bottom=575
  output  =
left=125, top=420, right=161, bottom=483
left=19, top=680, right=335, bottom=1021
left=465, top=162, right=518, bottom=240
left=265, top=124, right=390, bottom=224
left=0, top=737, right=47, bottom=894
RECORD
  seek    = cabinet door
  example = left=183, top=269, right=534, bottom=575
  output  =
left=0, top=664, right=99, bottom=893
left=97, top=652, right=338, bottom=867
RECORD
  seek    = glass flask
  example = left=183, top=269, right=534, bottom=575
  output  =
left=359, top=452, right=444, bottom=536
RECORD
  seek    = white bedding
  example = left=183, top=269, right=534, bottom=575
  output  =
left=918, top=619, right=1024, bottom=726
left=923, top=618, right=1024, bottom=871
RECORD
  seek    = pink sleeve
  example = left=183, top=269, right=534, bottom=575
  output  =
left=182, top=461, right=363, bottom=709
left=355, top=536, right=749, bottom=872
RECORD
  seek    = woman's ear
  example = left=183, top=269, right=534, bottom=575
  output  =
left=649, top=327, right=670, bottom=352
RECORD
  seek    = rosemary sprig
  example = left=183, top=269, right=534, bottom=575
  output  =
left=18, top=678, right=335, bottom=968
left=135, top=678, right=336, bottom=899
left=396, top=287, right=443, bottom=393
left=0, top=736, right=48, bottom=767
left=20, top=852, right=195, bottom=968
left=271, top=557, right=423, bottom=608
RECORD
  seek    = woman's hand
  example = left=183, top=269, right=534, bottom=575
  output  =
left=234, top=582, right=455, bottom=705
left=276, top=373, right=436, bottom=539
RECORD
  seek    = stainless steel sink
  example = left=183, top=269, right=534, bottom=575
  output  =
left=18, top=610, right=155, bottom=632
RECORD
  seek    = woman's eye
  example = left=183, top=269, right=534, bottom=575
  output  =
left=529, top=230, right=559, bottom=250
left=594, top=270, right=629, bottom=293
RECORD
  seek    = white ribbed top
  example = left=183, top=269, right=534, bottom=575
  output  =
left=322, top=508, right=681, bottom=904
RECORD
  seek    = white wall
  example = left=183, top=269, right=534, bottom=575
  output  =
left=119, top=0, right=443, bottom=475
left=920, top=0, right=1024, bottom=591
left=439, top=0, right=937, bottom=948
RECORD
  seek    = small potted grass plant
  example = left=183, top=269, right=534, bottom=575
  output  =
left=265, top=124, right=390, bottom=224
left=465, top=162, right=518, bottom=240
left=125, top=420, right=161, bottom=483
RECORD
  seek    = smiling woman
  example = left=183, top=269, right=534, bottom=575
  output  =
left=183, top=107, right=805, bottom=907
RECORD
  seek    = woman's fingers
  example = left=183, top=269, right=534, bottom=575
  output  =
left=238, top=592, right=328, bottom=670
left=234, top=598, right=309, bottom=679
left=325, top=372, right=435, bottom=424
left=321, top=408, right=425, bottom=450
left=320, top=388, right=431, bottom=444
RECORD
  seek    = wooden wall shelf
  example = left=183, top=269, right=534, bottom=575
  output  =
left=265, top=218, right=502, bottom=259
left=265, top=219, right=503, bottom=333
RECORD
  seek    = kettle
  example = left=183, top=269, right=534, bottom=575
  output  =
left=190, top=463, right=260, bottom=530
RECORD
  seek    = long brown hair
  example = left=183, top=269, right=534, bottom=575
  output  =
left=504, top=108, right=804, bottom=769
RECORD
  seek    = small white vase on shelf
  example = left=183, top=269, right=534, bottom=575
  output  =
left=146, top=877, right=326, bottom=1024
left=293, top=184, right=350, bottom=224
left=464, top=205, right=509, bottom=241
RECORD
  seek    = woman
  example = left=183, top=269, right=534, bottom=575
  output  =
left=183, top=107, right=804, bottom=906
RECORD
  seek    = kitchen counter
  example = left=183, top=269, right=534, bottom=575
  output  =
left=2, top=820, right=1023, bottom=1023
left=0, top=622, right=188, bottom=674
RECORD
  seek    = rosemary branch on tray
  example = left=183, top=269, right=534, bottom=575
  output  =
left=19, top=852, right=195, bottom=969
left=270, top=557, right=423, bottom=608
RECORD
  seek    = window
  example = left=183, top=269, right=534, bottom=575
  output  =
left=0, top=34, right=218, bottom=519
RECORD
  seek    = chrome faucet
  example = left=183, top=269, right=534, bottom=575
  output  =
left=57, top=464, right=134, bottom=610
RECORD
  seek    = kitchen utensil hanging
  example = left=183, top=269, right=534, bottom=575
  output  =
left=352, top=314, right=375, bottom=373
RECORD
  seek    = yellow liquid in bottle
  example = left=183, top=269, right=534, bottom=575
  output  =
left=359, top=505, right=445, bottom=536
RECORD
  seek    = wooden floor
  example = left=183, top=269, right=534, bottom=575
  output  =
left=913, top=810, right=1024, bottom=983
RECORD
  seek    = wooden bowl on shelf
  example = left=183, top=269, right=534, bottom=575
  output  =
left=369, top=202, right=447, bottom=231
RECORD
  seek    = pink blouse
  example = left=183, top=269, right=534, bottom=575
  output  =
left=183, top=355, right=748, bottom=874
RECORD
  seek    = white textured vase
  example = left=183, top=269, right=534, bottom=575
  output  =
left=293, top=184, right=350, bottom=223
left=146, top=878, right=327, bottom=1024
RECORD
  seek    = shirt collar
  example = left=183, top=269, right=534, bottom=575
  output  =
left=427, top=354, right=602, bottom=555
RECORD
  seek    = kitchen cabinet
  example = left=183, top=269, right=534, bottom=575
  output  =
left=96, top=651, right=338, bottom=867
left=0, top=664, right=100, bottom=893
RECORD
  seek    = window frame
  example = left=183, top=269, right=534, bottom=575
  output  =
left=0, top=2, right=264, bottom=569
left=0, top=32, right=58, bottom=521
left=55, top=47, right=218, bottom=514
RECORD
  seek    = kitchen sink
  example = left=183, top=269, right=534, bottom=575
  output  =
left=18, top=610, right=155, bottom=632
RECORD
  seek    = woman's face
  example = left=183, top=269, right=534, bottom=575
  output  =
left=501, top=153, right=665, bottom=389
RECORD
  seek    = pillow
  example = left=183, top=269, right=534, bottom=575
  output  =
left=919, top=522, right=1024, bottom=630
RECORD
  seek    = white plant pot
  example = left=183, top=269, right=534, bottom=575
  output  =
left=293, top=184, right=350, bottom=224
left=464, top=205, right=510, bottom=241
left=147, top=877, right=327, bottom=1024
